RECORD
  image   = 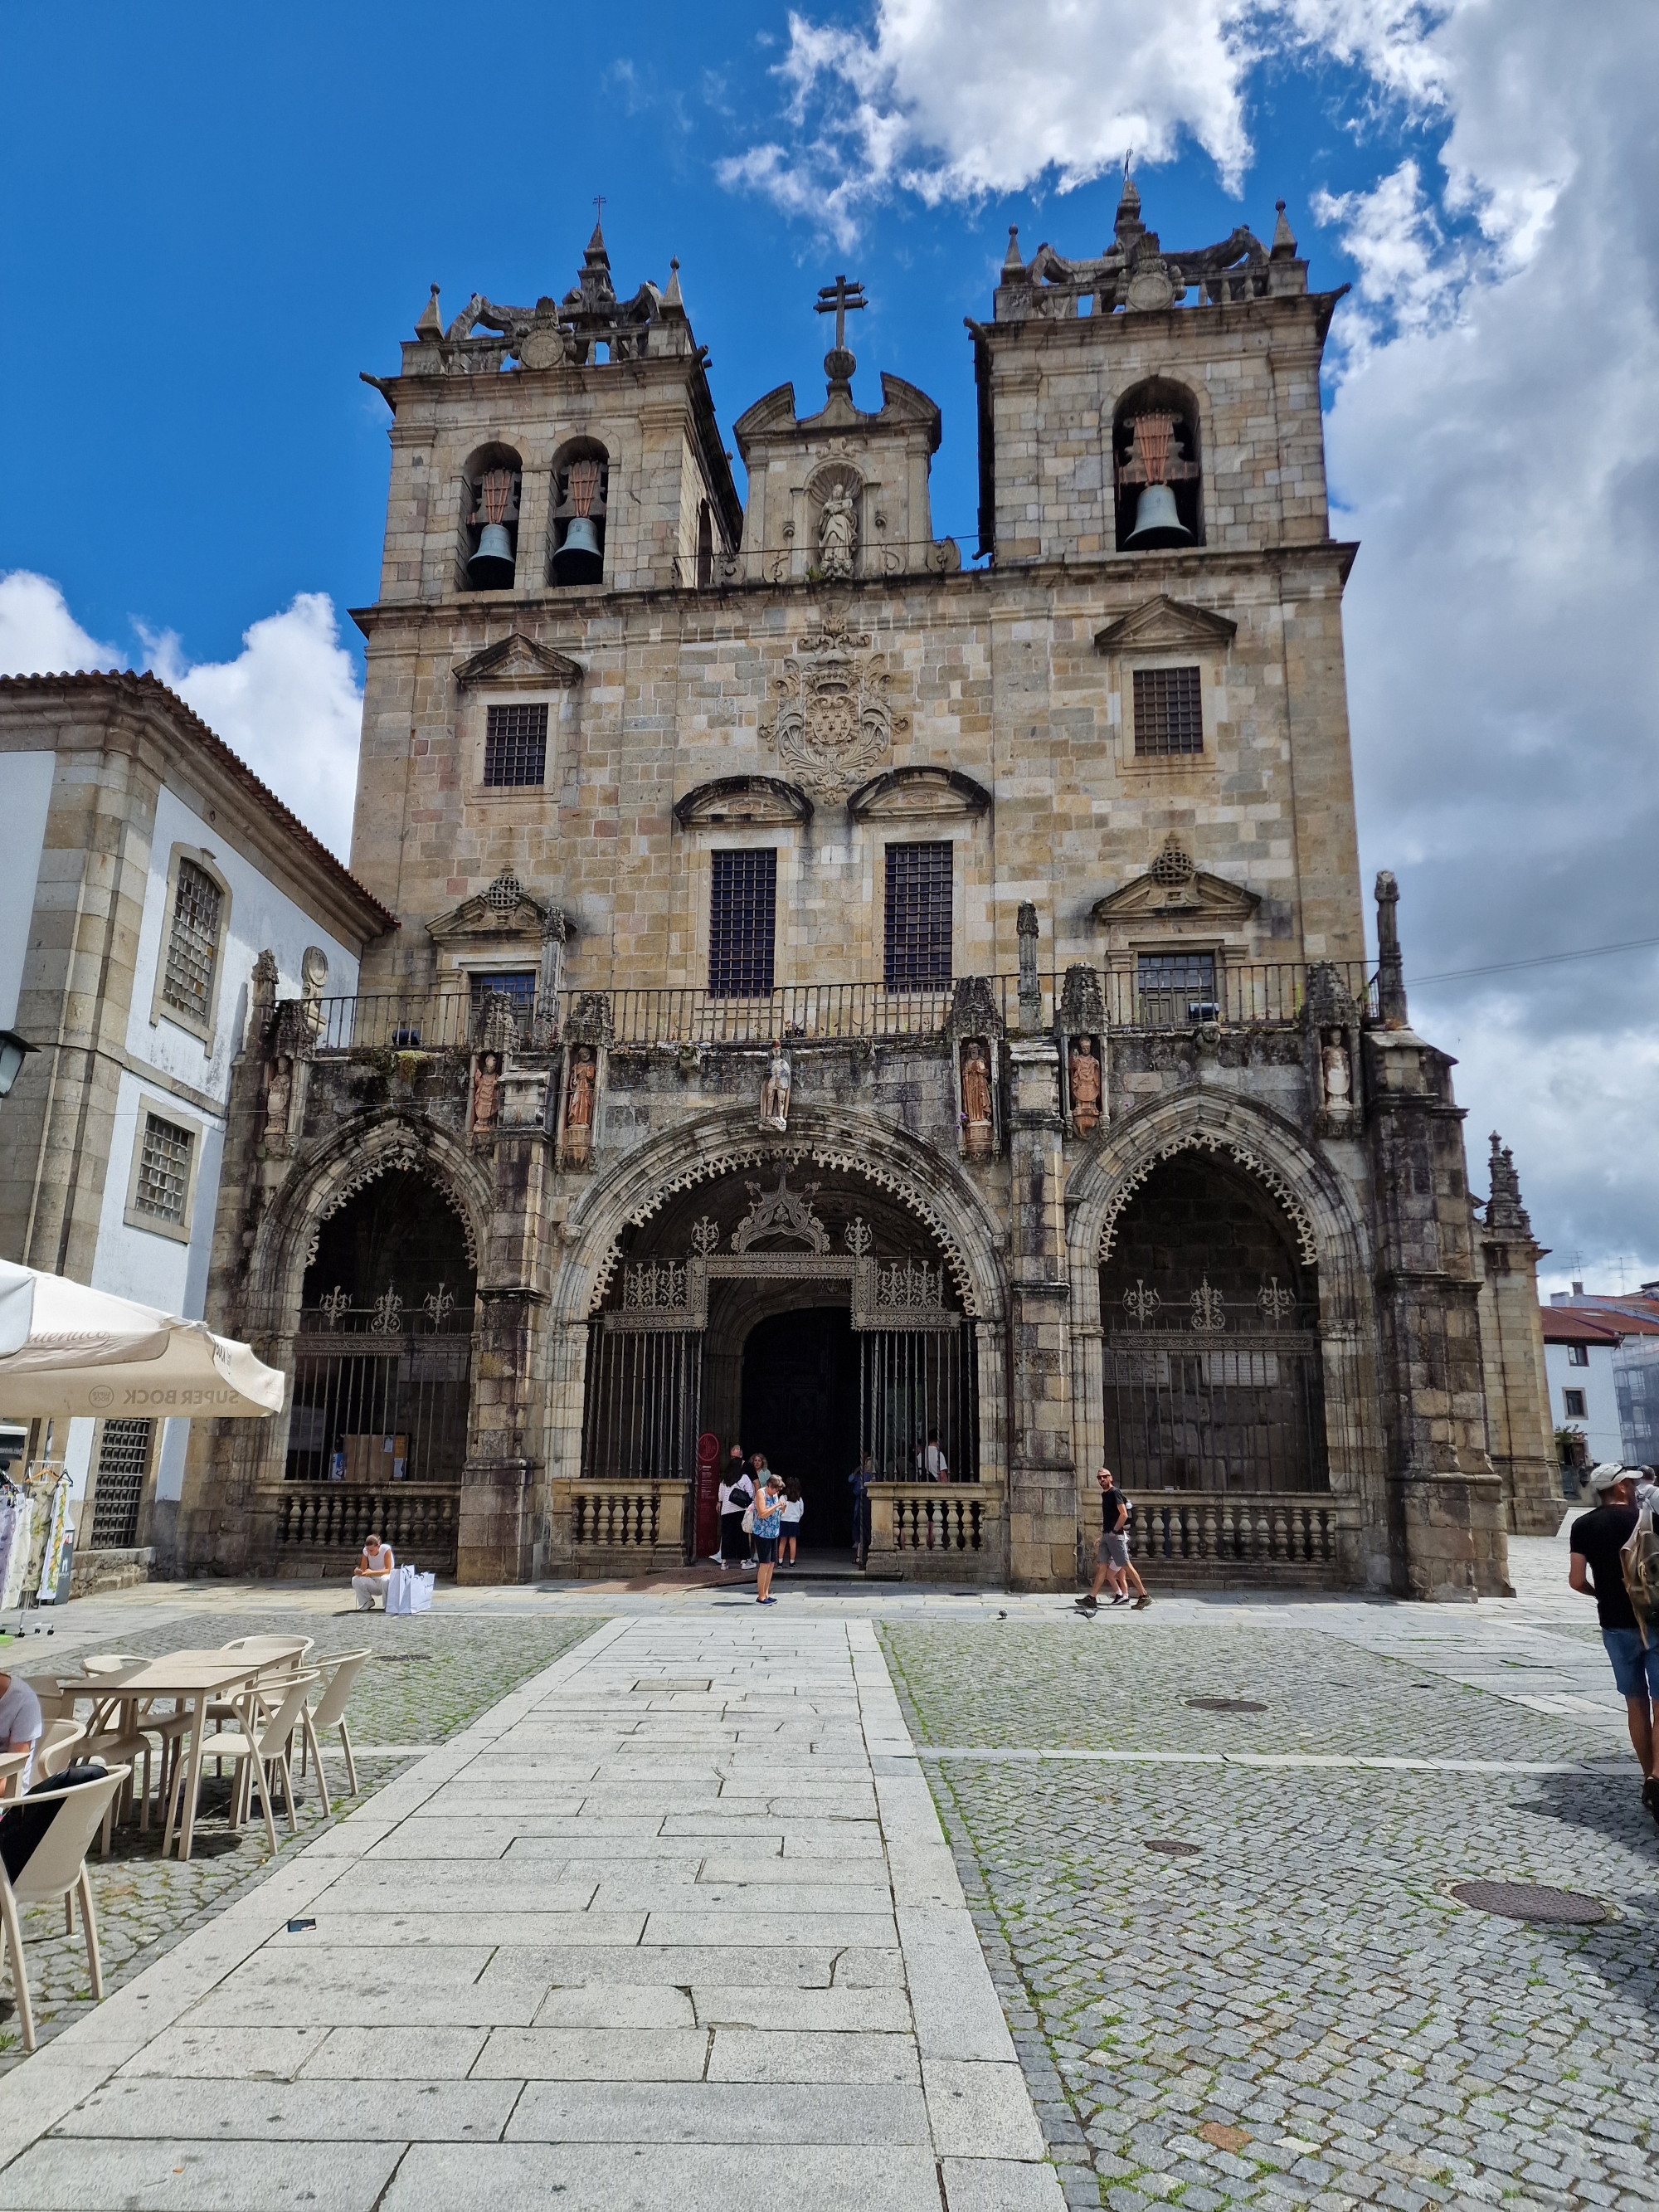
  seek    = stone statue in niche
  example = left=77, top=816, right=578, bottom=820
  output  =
left=262, top=1055, right=293, bottom=1147
left=300, top=946, right=329, bottom=1039
left=1320, top=1028, right=1353, bottom=1123
left=1068, top=1035, right=1102, bottom=1134
left=760, top=1046, right=792, bottom=1133
left=961, top=1040, right=995, bottom=1157
left=818, top=485, right=859, bottom=579
left=563, top=1047, right=596, bottom=1163
left=471, top=1051, right=500, bottom=1133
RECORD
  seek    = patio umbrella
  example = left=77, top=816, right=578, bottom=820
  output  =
left=0, top=1259, right=285, bottom=1420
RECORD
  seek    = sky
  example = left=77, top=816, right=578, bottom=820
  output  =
left=2, top=0, right=1656, bottom=1294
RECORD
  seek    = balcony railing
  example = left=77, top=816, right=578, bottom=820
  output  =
left=308, top=962, right=1375, bottom=1055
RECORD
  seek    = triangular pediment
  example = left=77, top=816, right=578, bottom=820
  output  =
left=428, top=871, right=552, bottom=944
left=452, top=634, right=584, bottom=689
left=1094, top=595, right=1238, bottom=656
left=1092, top=869, right=1261, bottom=925
left=674, top=776, right=813, bottom=829
left=846, top=767, right=991, bottom=822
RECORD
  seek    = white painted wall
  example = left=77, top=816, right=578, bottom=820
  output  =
left=0, top=752, right=56, bottom=1029
left=1544, top=1338, right=1623, bottom=1465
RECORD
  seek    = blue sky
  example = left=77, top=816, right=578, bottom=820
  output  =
left=3, top=2, right=1657, bottom=1291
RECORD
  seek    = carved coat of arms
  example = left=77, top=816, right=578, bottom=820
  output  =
left=761, top=613, right=900, bottom=792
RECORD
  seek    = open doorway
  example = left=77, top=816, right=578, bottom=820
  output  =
left=740, top=1307, right=859, bottom=1551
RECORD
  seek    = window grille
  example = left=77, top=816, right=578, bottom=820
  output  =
left=161, top=858, right=222, bottom=1022
left=708, top=850, right=777, bottom=998
left=134, top=1110, right=193, bottom=1225
left=90, top=1419, right=153, bottom=1549
left=1136, top=952, right=1218, bottom=1023
left=469, top=971, right=538, bottom=1025
left=1132, top=665, right=1204, bottom=756
left=884, top=842, right=953, bottom=991
left=1562, top=1389, right=1587, bottom=1419
left=483, top=702, right=548, bottom=787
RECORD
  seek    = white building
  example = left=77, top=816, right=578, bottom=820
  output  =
left=1540, top=1304, right=1624, bottom=1475
left=0, top=671, right=391, bottom=1580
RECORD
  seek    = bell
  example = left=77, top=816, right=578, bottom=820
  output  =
left=1125, top=483, right=1192, bottom=549
left=468, top=523, right=516, bottom=588
left=553, top=514, right=604, bottom=586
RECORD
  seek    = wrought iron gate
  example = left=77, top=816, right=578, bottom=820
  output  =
left=859, top=1323, right=977, bottom=1481
left=285, top=1297, right=474, bottom=1487
left=580, top=1327, right=706, bottom=1484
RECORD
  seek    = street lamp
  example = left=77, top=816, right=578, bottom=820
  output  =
left=0, top=1031, right=36, bottom=1098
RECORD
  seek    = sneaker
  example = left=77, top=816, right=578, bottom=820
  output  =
left=1111, top=1595, right=1129, bottom=1606
left=1643, top=1775, right=1659, bottom=1823
left=1134, top=1595, right=1151, bottom=1610
left=1073, top=1596, right=1097, bottom=1612
left=762, top=1596, right=778, bottom=1605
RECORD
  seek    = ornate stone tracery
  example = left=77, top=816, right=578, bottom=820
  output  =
left=1097, top=1131, right=1318, bottom=1270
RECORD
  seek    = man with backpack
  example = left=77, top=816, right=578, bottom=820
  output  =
left=1074, top=1464, right=1151, bottom=1613
left=1569, top=1463, right=1659, bottom=1824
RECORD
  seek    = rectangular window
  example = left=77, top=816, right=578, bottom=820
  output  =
left=1562, top=1388, right=1587, bottom=1419
left=1567, top=1342, right=1589, bottom=1367
left=1132, top=665, right=1204, bottom=757
left=90, top=1418, right=153, bottom=1549
left=483, top=702, right=548, bottom=787
left=134, top=1110, right=193, bottom=1225
left=161, top=857, right=223, bottom=1022
left=469, top=970, right=538, bottom=1025
left=1136, top=952, right=1218, bottom=1022
left=883, top=842, right=953, bottom=991
left=708, top=850, right=777, bottom=999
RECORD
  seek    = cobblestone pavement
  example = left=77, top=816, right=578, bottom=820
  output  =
left=880, top=1598, right=1659, bottom=2211
left=0, top=1610, right=599, bottom=2071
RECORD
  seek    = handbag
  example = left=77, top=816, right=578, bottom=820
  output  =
left=741, top=1504, right=756, bottom=1534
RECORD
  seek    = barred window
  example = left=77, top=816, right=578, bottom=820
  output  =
left=1136, top=952, right=1218, bottom=1020
left=708, top=850, right=776, bottom=999
left=134, top=1110, right=193, bottom=1225
left=884, top=842, right=953, bottom=991
left=483, top=702, right=548, bottom=787
left=1132, top=665, right=1204, bottom=756
left=469, top=970, right=538, bottom=1025
left=162, top=858, right=223, bottom=1022
left=90, top=1418, right=153, bottom=1549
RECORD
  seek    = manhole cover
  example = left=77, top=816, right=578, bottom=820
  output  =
left=632, top=1678, right=712, bottom=1693
left=371, top=1654, right=432, bottom=1664
left=1450, top=1882, right=1606, bottom=1924
left=1185, top=1697, right=1267, bottom=1713
left=1144, top=1839, right=1201, bottom=1857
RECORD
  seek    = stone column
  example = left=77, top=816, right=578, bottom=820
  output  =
left=1005, top=1036, right=1075, bottom=1587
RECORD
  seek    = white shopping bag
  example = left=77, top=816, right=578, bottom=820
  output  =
left=387, top=1565, right=435, bottom=1615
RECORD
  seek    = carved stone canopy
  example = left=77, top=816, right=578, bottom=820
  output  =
left=430, top=872, right=562, bottom=947
left=1093, top=840, right=1260, bottom=926
left=1094, top=595, right=1238, bottom=657
left=451, top=634, right=584, bottom=690
left=845, top=766, right=991, bottom=822
left=674, top=776, right=813, bottom=830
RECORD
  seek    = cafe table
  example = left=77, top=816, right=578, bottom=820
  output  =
left=54, top=1652, right=270, bottom=1861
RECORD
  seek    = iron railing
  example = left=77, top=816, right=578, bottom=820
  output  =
left=309, top=962, right=1375, bottom=1055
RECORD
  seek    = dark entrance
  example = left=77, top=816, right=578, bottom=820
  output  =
left=740, top=1307, right=859, bottom=1548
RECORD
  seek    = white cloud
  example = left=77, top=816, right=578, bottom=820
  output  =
left=0, top=571, right=121, bottom=678
left=144, top=595, right=363, bottom=861
left=0, top=572, right=363, bottom=863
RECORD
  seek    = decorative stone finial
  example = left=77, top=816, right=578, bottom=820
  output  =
left=1486, top=1132, right=1535, bottom=1237
left=663, top=256, right=684, bottom=312
left=1374, top=868, right=1408, bottom=1026
left=415, top=283, right=444, bottom=342
left=814, top=272, right=867, bottom=387
left=1272, top=198, right=1297, bottom=258
left=1002, top=225, right=1024, bottom=276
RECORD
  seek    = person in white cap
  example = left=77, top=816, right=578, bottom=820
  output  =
left=1569, top=1464, right=1657, bottom=1825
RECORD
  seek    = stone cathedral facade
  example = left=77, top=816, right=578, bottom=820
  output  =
left=175, top=184, right=1558, bottom=1596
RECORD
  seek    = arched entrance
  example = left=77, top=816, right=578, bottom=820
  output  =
left=741, top=1308, right=859, bottom=1547
left=1099, top=1148, right=1328, bottom=1495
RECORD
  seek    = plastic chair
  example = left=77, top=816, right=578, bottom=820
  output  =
left=168, top=1674, right=319, bottom=1856
left=202, top=1637, right=315, bottom=1733
left=80, top=1654, right=144, bottom=1676
left=299, top=1650, right=370, bottom=1810
left=36, top=1721, right=86, bottom=1779
left=0, top=1765, right=130, bottom=2053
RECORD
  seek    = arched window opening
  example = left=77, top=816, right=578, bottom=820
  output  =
left=696, top=499, right=714, bottom=589
left=1099, top=1151, right=1326, bottom=1495
left=461, top=444, right=523, bottom=589
left=1113, top=381, right=1203, bottom=551
left=551, top=441, right=609, bottom=586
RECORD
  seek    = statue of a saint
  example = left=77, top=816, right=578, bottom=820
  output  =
left=760, top=1046, right=792, bottom=1133
left=564, top=1048, right=596, bottom=1162
left=263, top=1055, right=293, bottom=1145
left=471, top=1051, right=500, bottom=1132
left=1321, top=1028, right=1353, bottom=1118
left=961, top=1041, right=994, bottom=1157
left=819, top=485, right=859, bottom=579
left=300, top=946, right=329, bottom=1038
left=1068, top=1036, right=1102, bottom=1134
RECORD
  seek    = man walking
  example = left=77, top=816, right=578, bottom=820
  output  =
left=1075, top=1464, right=1150, bottom=1614
left=1570, top=1463, right=1659, bottom=1824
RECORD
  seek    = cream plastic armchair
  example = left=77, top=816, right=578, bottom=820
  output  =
left=168, top=1674, right=319, bottom=1856
left=35, top=1720, right=86, bottom=1779
left=299, top=1650, right=371, bottom=1810
left=0, top=1764, right=130, bottom=2053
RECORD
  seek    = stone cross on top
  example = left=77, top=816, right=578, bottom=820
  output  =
left=815, top=273, right=867, bottom=383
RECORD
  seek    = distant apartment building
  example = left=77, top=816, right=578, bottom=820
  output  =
left=0, top=672, right=391, bottom=1578
left=1545, top=1282, right=1659, bottom=1471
